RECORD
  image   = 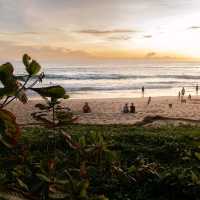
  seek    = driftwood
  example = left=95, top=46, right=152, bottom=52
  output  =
left=19, top=109, right=78, bottom=128
left=135, top=115, right=200, bottom=126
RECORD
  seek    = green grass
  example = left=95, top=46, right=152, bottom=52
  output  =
left=2, top=124, right=200, bottom=200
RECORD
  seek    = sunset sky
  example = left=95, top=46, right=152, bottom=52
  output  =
left=1, top=0, right=200, bottom=62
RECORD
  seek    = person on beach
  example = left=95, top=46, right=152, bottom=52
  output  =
left=178, top=91, right=181, bottom=100
left=196, top=84, right=199, bottom=95
left=130, top=103, right=136, bottom=113
left=141, top=86, right=144, bottom=97
left=188, top=94, right=192, bottom=100
left=123, top=103, right=129, bottom=113
left=147, top=96, right=151, bottom=105
left=181, top=87, right=185, bottom=96
left=83, top=102, right=91, bottom=113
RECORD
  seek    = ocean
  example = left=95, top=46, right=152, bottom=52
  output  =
left=15, top=60, right=200, bottom=99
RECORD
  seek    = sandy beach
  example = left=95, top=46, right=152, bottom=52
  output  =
left=5, top=95, right=200, bottom=125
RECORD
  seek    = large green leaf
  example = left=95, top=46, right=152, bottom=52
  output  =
left=0, top=109, right=20, bottom=148
left=0, top=62, right=14, bottom=75
left=22, top=54, right=31, bottom=68
left=27, top=60, right=41, bottom=75
left=31, top=86, right=66, bottom=99
left=0, top=63, right=20, bottom=98
left=23, top=54, right=41, bottom=75
left=0, top=63, right=15, bottom=86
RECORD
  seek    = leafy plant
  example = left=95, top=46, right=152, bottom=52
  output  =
left=0, top=54, right=68, bottom=146
left=0, top=54, right=109, bottom=200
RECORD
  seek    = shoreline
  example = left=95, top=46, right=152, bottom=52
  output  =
left=5, top=95, right=200, bottom=125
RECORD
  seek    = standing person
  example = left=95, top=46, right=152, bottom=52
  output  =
left=147, top=96, right=151, bottom=105
left=141, top=86, right=144, bottom=97
left=178, top=91, right=181, bottom=101
left=181, top=87, right=185, bottom=96
left=196, top=84, right=199, bottom=95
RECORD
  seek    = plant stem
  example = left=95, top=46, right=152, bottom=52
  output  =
left=0, top=96, right=10, bottom=108
left=3, top=75, right=31, bottom=107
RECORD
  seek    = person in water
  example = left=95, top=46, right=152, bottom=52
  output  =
left=83, top=102, right=91, bottom=113
left=130, top=103, right=136, bottom=113
left=196, top=84, right=199, bottom=95
left=141, top=86, right=145, bottom=97
left=123, top=103, right=129, bottom=113
left=181, top=87, right=185, bottom=96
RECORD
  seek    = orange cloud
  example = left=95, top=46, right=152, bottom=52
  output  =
left=76, top=29, right=139, bottom=36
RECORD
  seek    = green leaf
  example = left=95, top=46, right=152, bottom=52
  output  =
left=23, top=54, right=31, bottom=68
left=27, top=60, right=41, bottom=75
left=194, top=152, right=200, bottom=160
left=31, top=86, right=66, bottom=99
left=0, top=62, right=14, bottom=75
left=78, top=180, right=89, bottom=198
left=128, top=165, right=137, bottom=173
left=0, top=63, right=20, bottom=99
left=23, top=54, right=41, bottom=75
left=36, top=173, right=51, bottom=182
left=0, top=63, right=15, bottom=86
left=0, top=109, right=20, bottom=148
left=191, top=171, right=199, bottom=184
left=17, top=178, right=29, bottom=191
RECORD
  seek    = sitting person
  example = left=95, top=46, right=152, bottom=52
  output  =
left=130, top=103, right=135, bottom=113
left=123, top=103, right=129, bottom=113
left=83, top=102, right=91, bottom=113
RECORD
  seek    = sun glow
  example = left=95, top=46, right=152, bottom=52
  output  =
left=1, top=0, right=200, bottom=61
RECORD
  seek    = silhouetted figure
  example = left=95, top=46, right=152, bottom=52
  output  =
left=181, top=87, right=185, bottom=96
left=178, top=91, right=181, bottom=100
left=147, top=96, right=151, bottom=105
left=188, top=94, right=191, bottom=100
left=196, top=84, right=199, bottom=95
left=141, top=86, right=145, bottom=97
left=123, top=103, right=129, bottom=113
left=83, top=102, right=91, bottom=113
left=130, top=103, right=136, bottom=113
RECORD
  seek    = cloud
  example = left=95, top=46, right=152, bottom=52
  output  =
left=188, top=26, right=200, bottom=30
left=146, top=52, right=156, bottom=57
left=0, top=31, right=44, bottom=36
left=0, top=40, right=92, bottom=61
left=76, top=29, right=139, bottom=36
left=106, top=36, right=132, bottom=41
left=144, top=35, right=152, bottom=38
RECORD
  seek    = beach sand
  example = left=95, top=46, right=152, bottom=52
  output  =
left=5, top=95, right=200, bottom=125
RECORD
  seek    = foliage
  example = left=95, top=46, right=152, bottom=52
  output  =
left=1, top=125, right=200, bottom=199
left=0, top=54, right=67, bottom=147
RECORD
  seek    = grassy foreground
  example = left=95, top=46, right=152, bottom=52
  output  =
left=1, top=124, right=200, bottom=200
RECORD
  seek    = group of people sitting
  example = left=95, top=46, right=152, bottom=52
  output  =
left=122, top=103, right=136, bottom=113
left=82, top=102, right=136, bottom=114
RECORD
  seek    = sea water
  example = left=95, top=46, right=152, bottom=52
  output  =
left=15, top=60, right=200, bottom=99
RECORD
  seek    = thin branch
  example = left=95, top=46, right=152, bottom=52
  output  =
left=0, top=96, right=10, bottom=108
left=3, top=75, right=31, bottom=107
